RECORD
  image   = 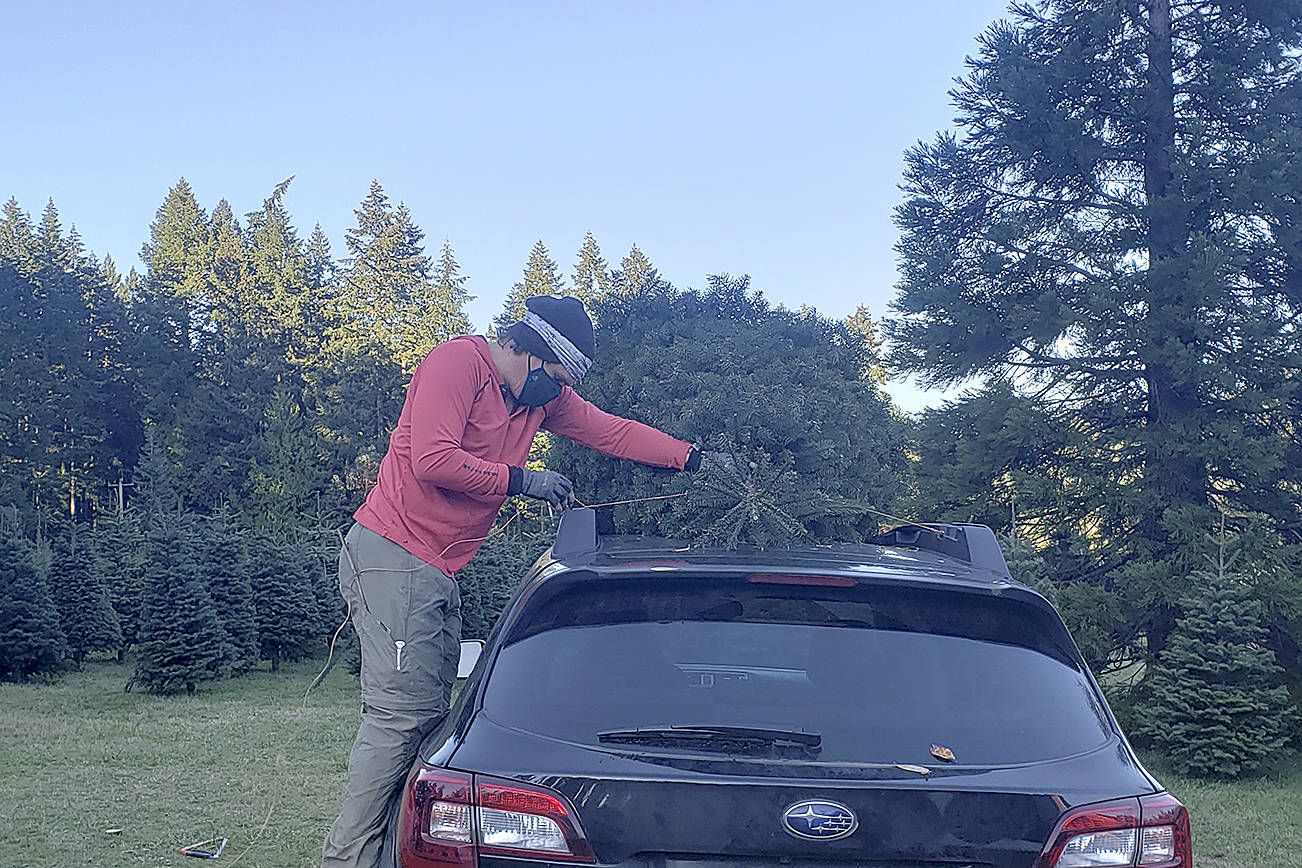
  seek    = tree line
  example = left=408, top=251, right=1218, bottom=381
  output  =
left=3, top=0, right=1302, bottom=779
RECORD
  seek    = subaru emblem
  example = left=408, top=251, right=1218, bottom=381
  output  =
left=781, top=799, right=858, bottom=840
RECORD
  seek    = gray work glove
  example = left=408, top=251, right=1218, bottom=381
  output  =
left=703, top=451, right=740, bottom=477
left=689, top=447, right=741, bottom=477
left=519, top=468, right=576, bottom=507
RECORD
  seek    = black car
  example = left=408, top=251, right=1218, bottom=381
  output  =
left=384, top=508, right=1192, bottom=868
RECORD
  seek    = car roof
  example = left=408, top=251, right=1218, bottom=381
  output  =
left=543, top=509, right=1018, bottom=591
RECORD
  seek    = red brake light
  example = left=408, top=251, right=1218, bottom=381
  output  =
left=747, top=573, right=857, bottom=587
left=1037, top=793, right=1192, bottom=868
left=398, top=767, right=595, bottom=868
left=399, top=769, right=475, bottom=868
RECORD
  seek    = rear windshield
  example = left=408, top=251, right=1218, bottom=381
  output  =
left=481, top=578, right=1113, bottom=766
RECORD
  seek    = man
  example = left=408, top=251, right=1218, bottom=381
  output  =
left=322, top=294, right=726, bottom=868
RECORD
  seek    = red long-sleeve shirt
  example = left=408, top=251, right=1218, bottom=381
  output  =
left=353, top=335, right=693, bottom=574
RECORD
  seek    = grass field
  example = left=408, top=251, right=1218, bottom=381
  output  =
left=1, top=659, right=1299, bottom=867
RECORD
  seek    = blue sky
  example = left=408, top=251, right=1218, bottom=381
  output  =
left=6, top=0, right=1011, bottom=411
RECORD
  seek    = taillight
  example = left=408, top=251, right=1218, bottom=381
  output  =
left=1037, top=793, right=1193, bottom=867
left=398, top=767, right=596, bottom=868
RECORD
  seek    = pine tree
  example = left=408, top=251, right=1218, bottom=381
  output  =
left=494, top=240, right=567, bottom=333
left=198, top=508, right=260, bottom=674
left=248, top=530, right=321, bottom=671
left=570, top=231, right=611, bottom=308
left=134, top=510, right=231, bottom=693
left=48, top=527, right=121, bottom=666
left=0, top=522, right=66, bottom=680
left=1133, top=568, right=1296, bottom=778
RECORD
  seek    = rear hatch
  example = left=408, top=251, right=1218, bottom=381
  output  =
left=450, top=573, right=1156, bottom=868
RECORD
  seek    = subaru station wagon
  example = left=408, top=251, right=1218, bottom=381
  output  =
left=381, top=508, right=1192, bottom=868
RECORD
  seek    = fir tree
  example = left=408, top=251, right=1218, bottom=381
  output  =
left=886, top=1, right=1302, bottom=655
left=570, top=231, right=611, bottom=308
left=611, top=243, right=662, bottom=296
left=337, top=180, right=468, bottom=371
left=456, top=529, right=552, bottom=638
left=548, top=274, right=905, bottom=546
left=248, top=530, right=321, bottom=671
left=1133, top=568, right=1296, bottom=778
left=198, top=508, right=260, bottom=674
left=494, top=240, right=567, bottom=333
left=843, top=305, right=886, bottom=384
left=134, top=510, right=231, bottom=693
left=432, top=238, right=473, bottom=337
left=0, top=198, right=35, bottom=262
left=1, top=198, right=143, bottom=527
left=90, top=509, right=146, bottom=661
left=0, top=523, right=66, bottom=680
left=247, top=387, right=331, bottom=528
left=48, top=527, right=121, bottom=666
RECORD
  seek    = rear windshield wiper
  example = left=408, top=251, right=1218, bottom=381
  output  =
left=597, top=724, right=822, bottom=754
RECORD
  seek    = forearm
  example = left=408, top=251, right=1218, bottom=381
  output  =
left=412, top=446, right=512, bottom=496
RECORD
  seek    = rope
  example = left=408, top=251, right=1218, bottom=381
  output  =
left=226, top=594, right=354, bottom=867
left=572, top=491, right=689, bottom=509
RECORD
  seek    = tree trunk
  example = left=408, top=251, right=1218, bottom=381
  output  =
left=1142, top=0, right=1206, bottom=515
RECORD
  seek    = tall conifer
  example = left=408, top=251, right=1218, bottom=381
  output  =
left=48, top=527, right=121, bottom=666
left=0, top=524, right=66, bottom=680
left=494, top=241, right=567, bottom=332
left=570, top=231, right=610, bottom=308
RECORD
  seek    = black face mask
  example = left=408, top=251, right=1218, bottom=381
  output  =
left=514, top=360, right=564, bottom=407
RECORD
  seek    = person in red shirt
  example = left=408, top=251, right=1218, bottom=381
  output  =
left=322, top=295, right=726, bottom=868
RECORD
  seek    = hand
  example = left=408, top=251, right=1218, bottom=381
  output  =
left=699, top=450, right=740, bottom=477
left=519, top=468, right=576, bottom=507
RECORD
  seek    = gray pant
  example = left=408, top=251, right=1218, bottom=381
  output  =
left=322, top=523, right=462, bottom=868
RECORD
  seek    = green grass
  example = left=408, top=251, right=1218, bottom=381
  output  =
left=0, top=658, right=359, bottom=868
left=1, top=660, right=1299, bottom=867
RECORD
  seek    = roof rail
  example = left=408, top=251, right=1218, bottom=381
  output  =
left=553, top=507, right=599, bottom=562
left=868, top=523, right=1010, bottom=577
left=552, top=509, right=1011, bottom=578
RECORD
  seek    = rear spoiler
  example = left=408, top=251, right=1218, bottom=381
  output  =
left=554, top=508, right=1011, bottom=578
left=867, top=523, right=1011, bottom=578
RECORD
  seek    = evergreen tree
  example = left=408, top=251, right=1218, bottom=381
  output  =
left=1133, top=568, right=1296, bottom=778
left=0, top=522, right=66, bottom=680
left=494, top=240, right=567, bottom=332
left=611, top=243, right=663, bottom=296
left=570, top=231, right=611, bottom=308
left=843, top=305, right=886, bottom=384
left=887, top=1, right=1302, bottom=655
left=247, top=387, right=331, bottom=529
left=337, top=180, right=468, bottom=371
left=245, top=177, right=318, bottom=368
left=456, top=529, right=552, bottom=639
left=248, top=530, right=321, bottom=671
left=134, top=510, right=231, bottom=693
left=549, top=274, right=905, bottom=545
left=90, top=509, right=146, bottom=661
left=48, top=527, right=121, bottom=666
left=0, top=199, right=144, bottom=526
left=432, top=238, right=473, bottom=338
left=198, top=508, right=260, bottom=674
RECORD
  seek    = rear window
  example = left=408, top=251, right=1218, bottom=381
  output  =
left=480, top=578, right=1113, bottom=766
